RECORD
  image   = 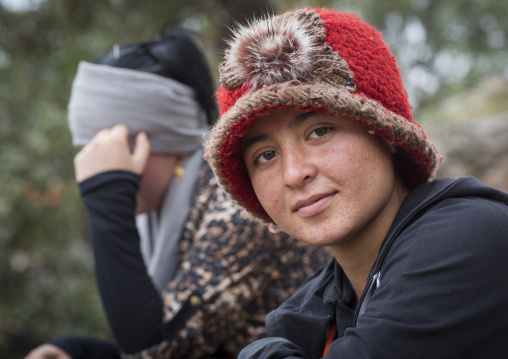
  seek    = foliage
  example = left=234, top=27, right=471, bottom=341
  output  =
left=0, top=0, right=506, bottom=357
left=0, top=1, right=222, bottom=357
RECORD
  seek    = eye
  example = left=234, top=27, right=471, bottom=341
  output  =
left=308, top=126, right=333, bottom=140
left=254, top=150, right=278, bottom=165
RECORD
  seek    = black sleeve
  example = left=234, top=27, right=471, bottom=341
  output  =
left=79, top=171, right=164, bottom=354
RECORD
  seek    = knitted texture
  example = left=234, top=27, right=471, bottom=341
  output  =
left=204, top=7, right=442, bottom=221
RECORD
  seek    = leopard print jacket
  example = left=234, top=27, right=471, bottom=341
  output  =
left=123, top=162, right=330, bottom=359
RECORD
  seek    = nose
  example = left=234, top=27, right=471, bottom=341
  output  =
left=282, top=150, right=316, bottom=188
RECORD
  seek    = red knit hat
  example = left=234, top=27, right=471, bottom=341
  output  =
left=204, top=7, right=442, bottom=221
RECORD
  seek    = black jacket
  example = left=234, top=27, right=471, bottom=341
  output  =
left=239, top=177, right=508, bottom=359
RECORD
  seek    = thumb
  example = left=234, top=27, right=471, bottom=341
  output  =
left=132, top=132, right=151, bottom=174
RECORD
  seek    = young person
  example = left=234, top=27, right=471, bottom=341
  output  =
left=202, top=8, right=508, bottom=359
left=25, top=29, right=329, bottom=359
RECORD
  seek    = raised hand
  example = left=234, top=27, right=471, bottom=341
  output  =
left=74, top=124, right=151, bottom=182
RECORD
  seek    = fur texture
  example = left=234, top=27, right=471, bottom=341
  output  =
left=223, top=13, right=320, bottom=89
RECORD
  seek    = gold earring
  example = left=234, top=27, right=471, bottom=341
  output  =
left=173, top=157, right=185, bottom=179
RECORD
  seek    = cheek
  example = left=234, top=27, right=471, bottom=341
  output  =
left=136, top=156, right=176, bottom=213
left=324, top=135, right=393, bottom=195
left=250, top=171, right=285, bottom=219
left=344, top=137, right=396, bottom=197
left=320, top=143, right=358, bottom=184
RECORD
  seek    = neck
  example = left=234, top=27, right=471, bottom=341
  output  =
left=329, top=180, right=408, bottom=303
left=329, top=233, right=384, bottom=302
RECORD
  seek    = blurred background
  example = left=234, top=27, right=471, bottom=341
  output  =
left=0, top=0, right=507, bottom=357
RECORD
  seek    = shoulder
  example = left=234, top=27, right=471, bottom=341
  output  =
left=394, top=177, right=508, bottom=249
left=382, top=185, right=508, bottom=280
left=409, top=191, right=508, bottom=248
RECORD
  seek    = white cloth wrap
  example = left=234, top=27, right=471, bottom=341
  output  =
left=68, top=61, right=208, bottom=291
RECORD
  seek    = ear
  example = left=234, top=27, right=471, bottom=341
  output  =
left=389, top=144, right=398, bottom=154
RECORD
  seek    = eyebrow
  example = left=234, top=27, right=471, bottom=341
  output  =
left=242, top=111, right=319, bottom=154
left=242, top=134, right=269, bottom=155
left=288, top=111, right=318, bottom=129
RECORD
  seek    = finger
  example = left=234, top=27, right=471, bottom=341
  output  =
left=132, top=132, right=151, bottom=174
left=91, top=127, right=112, bottom=143
left=110, top=124, right=130, bottom=140
left=111, top=124, right=132, bottom=151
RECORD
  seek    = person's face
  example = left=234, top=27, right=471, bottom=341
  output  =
left=242, top=109, right=408, bottom=251
left=135, top=153, right=178, bottom=215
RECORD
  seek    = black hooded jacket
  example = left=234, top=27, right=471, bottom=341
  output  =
left=239, top=177, right=508, bottom=359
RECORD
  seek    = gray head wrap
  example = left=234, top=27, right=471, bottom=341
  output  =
left=68, top=61, right=209, bottom=291
left=68, top=61, right=208, bottom=153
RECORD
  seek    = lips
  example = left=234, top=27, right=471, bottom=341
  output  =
left=292, top=192, right=337, bottom=217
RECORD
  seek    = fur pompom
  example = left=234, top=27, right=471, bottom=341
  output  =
left=221, top=10, right=324, bottom=89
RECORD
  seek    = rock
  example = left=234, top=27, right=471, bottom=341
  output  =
left=419, top=76, right=508, bottom=192
left=430, top=113, right=508, bottom=192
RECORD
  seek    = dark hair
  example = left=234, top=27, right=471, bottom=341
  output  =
left=94, top=28, right=217, bottom=125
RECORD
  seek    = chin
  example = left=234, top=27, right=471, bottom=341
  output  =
left=279, top=220, right=346, bottom=247
left=301, top=235, right=340, bottom=248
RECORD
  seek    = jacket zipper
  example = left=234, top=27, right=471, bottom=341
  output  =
left=352, top=180, right=462, bottom=325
